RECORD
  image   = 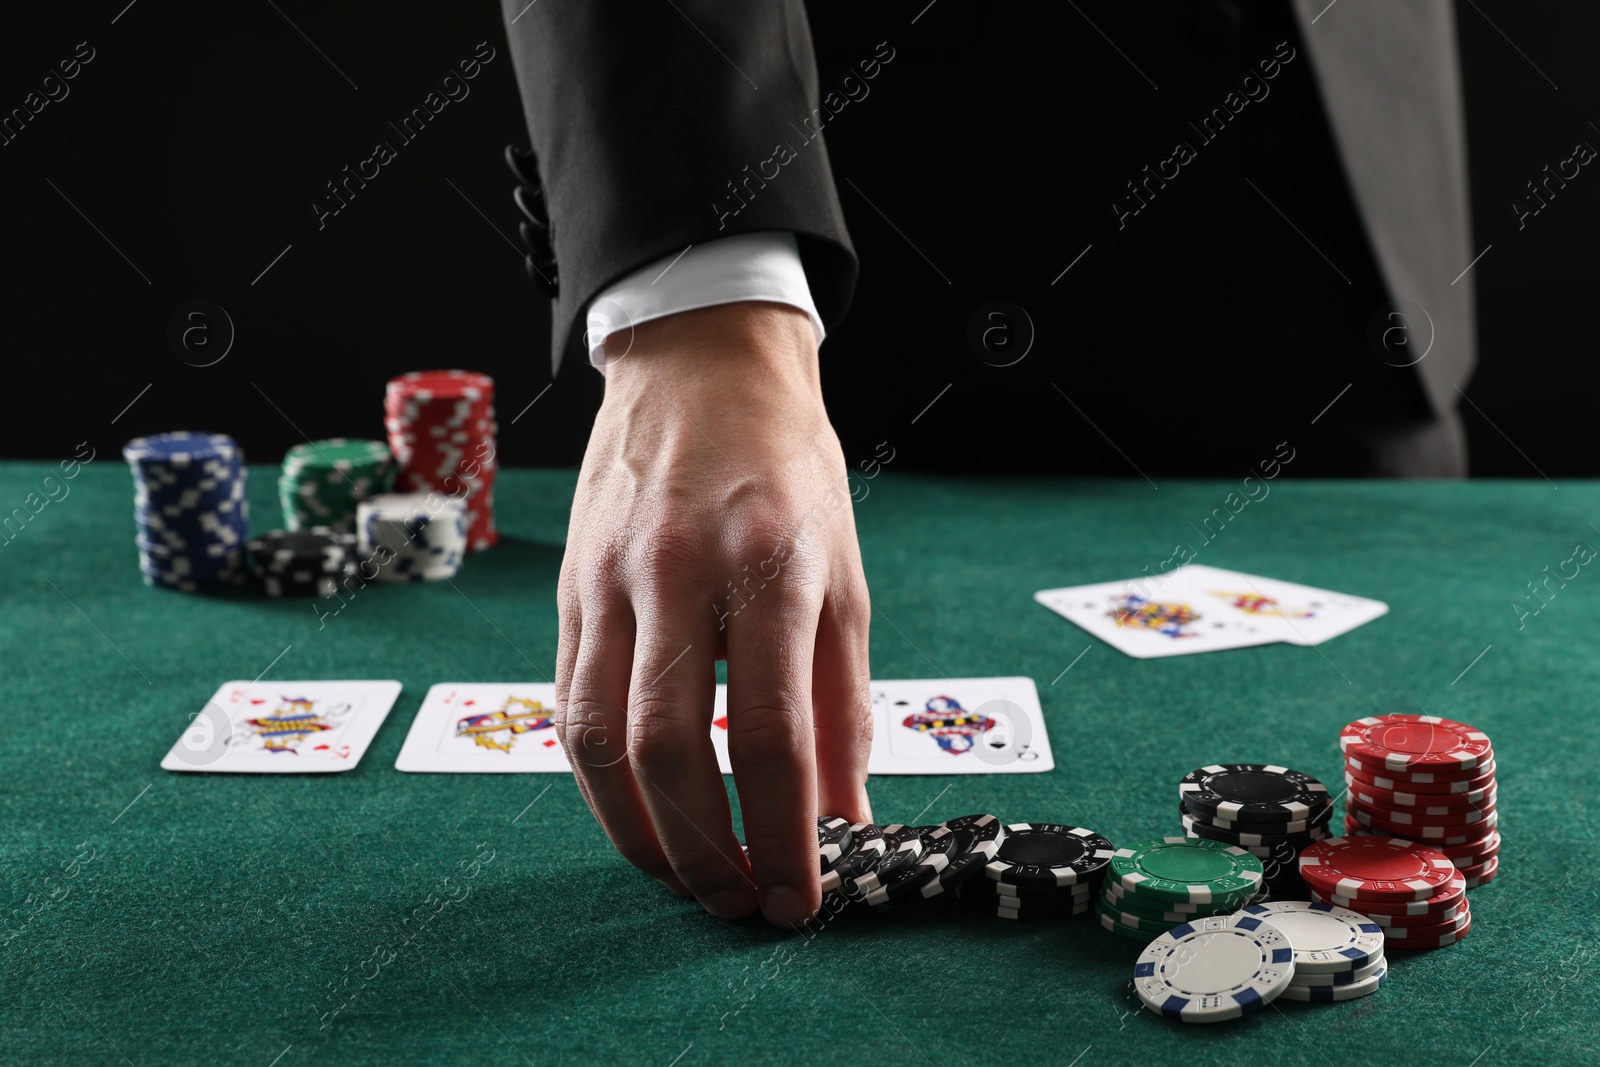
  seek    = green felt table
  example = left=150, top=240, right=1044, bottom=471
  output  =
left=3, top=463, right=1597, bottom=1066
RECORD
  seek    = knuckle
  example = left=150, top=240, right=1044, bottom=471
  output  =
left=730, top=704, right=809, bottom=767
left=556, top=695, right=628, bottom=768
left=627, top=697, right=698, bottom=771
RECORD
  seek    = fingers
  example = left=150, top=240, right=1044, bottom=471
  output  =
left=725, top=578, right=824, bottom=928
left=559, top=590, right=689, bottom=895
left=628, top=591, right=755, bottom=920
left=811, top=567, right=873, bottom=825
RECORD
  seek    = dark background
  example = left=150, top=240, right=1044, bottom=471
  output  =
left=3, top=1, right=1594, bottom=477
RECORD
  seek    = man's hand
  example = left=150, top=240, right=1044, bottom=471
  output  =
left=555, top=300, right=873, bottom=927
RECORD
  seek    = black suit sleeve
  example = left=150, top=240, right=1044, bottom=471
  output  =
left=500, top=0, right=858, bottom=373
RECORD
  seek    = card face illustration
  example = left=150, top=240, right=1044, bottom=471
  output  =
left=1034, top=577, right=1282, bottom=658
left=162, top=680, right=401, bottom=773
left=1176, top=565, right=1388, bottom=646
left=395, top=683, right=566, bottom=772
left=868, top=677, right=1053, bottom=775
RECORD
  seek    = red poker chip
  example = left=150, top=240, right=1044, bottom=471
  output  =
left=1347, top=795, right=1498, bottom=827
left=1339, top=714, right=1493, bottom=774
left=1347, top=807, right=1497, bottom=844
left=1298, top=836, right=1458, bottom=901
left=1436, top=830, right=1501, bottom=863
left=1379, top=903, right=1470, bottom=939
left=1385, top=912, right=1472, bottom=949
left=1345, top=757, right=1497, bottom=792
left=1461, top=855, right=1499, bottom=888
left=1312, top=892, right=1466, bottom=926
left=386, top=368, right=496, bottom=399
left=1344, top=775, right=1497, bottom=810
left=1314, top=870, right=1467, bottom=914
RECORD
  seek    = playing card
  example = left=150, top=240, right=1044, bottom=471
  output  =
left=1034, top=575, right=1284, bottom=658
left=395, top=683, right=567, bottom=772
left=1173, top=565, right=1388, bottom=646
left=162, top=680, right=401, bottom=773
left=867, top=677, right=1053, bottom=774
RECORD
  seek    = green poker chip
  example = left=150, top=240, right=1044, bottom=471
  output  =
left=1107, top=836, right=1264, bottom=905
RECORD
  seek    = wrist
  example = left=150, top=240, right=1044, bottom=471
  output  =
left=601, top=301, right=821, bottom=403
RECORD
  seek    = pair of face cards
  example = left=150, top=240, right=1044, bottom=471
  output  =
left=1034, top=565, right=1388, bottom=659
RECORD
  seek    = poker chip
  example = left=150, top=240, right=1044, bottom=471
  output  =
left=865, top=825, right=961, bottom=905
left=1179, top=764, right=1330, bottom=823
left=816, top=817, right=854, bottom=875
left=1348, top=758, right=1496, bottom=794
left=357, top=493, right=468, bottom=582
left=1131, top=913, right=1297, bottom=1023
left=1465, top=857, right=1497, bottom=889
left=1103, top=878, right=1252, bottom=915
left=922, top=815, right=1008, bottom=898
left=247, top=528, right=356, bottom=598
left=1340, top=714, right=1493, bottom=773
left=1298, top=837, right=1457, bottom=901
left=385, top=370, right=499, bottom=551
left=1313, top=870, right=1466, bottom=915
left=1100, top=911, right=1163, bottom=943
left=839, top=825, right=926, bottom=899
left=819, top=823, right=888, bottom=893
left=1348, top=795, right=1497, bottom=827
left=1385, top=914, right=1473, bottom=949
left=1322, top=896, right=1464, bottom=926
left=1344, top=776, right=1497, bottom=809
left=996, top=900, right=1093, bottom=921
left=1288, top=956, right=1386, bottom=986
left=124, top=432, right=249, bottom=592
left=987, top=879, right=1096, bottom=901
left=1182, top=811, right=1330, bottom=848
left=1348, top=807, right=1497, bottom=844
left=1110, top=837, right=1264, bottom=905
left=1277, top=965, right=1387, bottom=1002
left=1378, top=905, right=1469, bottom=941
left=1183, top=802, right=1333, bottom=834
left=278, top=438, right=392, bottom=533
left=984, top=824, right=1114, bottom=887
left=1238, top=901, right=1384, bottom=975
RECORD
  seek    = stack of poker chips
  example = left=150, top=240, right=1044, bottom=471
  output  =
left=1238, top=899, right=1388, bottom=1004
left=247, top=528, right=357, bottom=598
left=812, top=814, right=1007, bottom=911
left=278, top=438, right=392, bottom=533
left=956, top=823, right=1113, bottom=920
left=384, top=370, right=498, bottom=551
left=124, top=432, right=249, bottom=592
left=1178, top=763, right=1333, bottom=900
left=1097, top=837, right=1264, bottom=943
left=1300, top=836, right=1471, bottom=949
left=1131, top=911, right=1300, bottom=1023
left=357, top=493, right=467, bottom=583
left=1339, top=713, right=1499, bottom=886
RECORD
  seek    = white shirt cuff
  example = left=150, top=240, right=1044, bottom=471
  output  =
left=583, top=231, right=824, bottom=370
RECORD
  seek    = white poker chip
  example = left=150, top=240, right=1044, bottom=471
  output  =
left=1132, top=912, right=1297, bottom=1023
left=1238, top=900, right=1386, bottom=975
left=1277, top=965, right=1388, bottom=1002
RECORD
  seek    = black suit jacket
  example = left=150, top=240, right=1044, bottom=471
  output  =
left=502, top=1, right=1472, bottom=475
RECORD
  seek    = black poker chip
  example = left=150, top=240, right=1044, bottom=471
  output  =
left=1179, top=798, right=1332, bottom=833
left=983, top=823, right=1115, bottom=888
left=817, top=816, right=855, bottom=875
left=1177, top=764, right=1330, bottom=823
left=864, top=825, right=961, bottom=905
left=821, top=823, right=888, bottom=893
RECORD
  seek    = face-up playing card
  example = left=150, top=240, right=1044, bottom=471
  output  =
left=162, top=680, right=401, bottom=773
left=867, top=677, right=1053, bottom=775
left=1173, top=565, right=1388, bottom=646
left=395, top=683, right=568, bottom=772
left=1036, top=566, right=1388, bottom=657
left=1034, top=575, right=1284, bottom=658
